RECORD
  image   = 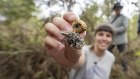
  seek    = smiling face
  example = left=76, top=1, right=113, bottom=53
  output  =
left=91, top=24, right=114, bottom=56
left=94, top=31, right=112, bottom=51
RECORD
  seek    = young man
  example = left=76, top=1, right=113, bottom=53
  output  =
left=108, top=2, right=128, bottom=71
left=44, top=12, right=115, bottom=79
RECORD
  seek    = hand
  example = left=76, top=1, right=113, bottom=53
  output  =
left=44, top=12, right=86, bottom=68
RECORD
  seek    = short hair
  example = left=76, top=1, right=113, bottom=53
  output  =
left=94, top=24, right=115, bottom=37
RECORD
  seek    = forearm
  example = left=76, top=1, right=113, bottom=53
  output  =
left=64, top=45, right=84, bottom=68
left=115, top=26, right=127, bottom=34
left=116, top=18, right=128, bottom=34
left=52, top=51, right=74, bottom=68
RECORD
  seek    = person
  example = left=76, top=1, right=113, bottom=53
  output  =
left=138, top=14, right=140, bottom=35
left=108, top=2, right=128, bottom=71
left=44, top=12, right=115, bottom=79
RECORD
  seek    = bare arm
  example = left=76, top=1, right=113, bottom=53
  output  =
left=64, top=45, right=85, bottom=69
left=44, top=12, right=85, bottom=68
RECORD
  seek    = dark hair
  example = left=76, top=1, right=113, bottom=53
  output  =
left=94, top=24, right=115, bottom=37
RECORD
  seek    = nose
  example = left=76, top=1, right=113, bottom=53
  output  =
left=103, top=35, right=107, bottom=40
left=102, top=35, right=107, bottom=41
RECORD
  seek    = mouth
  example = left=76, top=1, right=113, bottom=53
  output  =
left=100, top=42, right=109, bottom=48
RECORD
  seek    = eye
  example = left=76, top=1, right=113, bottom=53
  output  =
left=98, top=32, right=104, bottom=36
left=106, top=34, right=112, bottom=38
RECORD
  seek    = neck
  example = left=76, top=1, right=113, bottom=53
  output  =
left=92, top=46, right=105, bottom=57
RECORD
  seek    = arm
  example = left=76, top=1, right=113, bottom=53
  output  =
left=64, top=45, right=85, bottom=69
left=44, top=12, right=85, bottom=69
left=115, top=16, right=128, bottom=35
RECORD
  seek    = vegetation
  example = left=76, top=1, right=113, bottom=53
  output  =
left=0, top=0, right=140, bottom=79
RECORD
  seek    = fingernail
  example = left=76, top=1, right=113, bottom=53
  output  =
left=57, top=44, right=64, bottom=50
left=64, top=26, right=69, bottom=31
left=58, top=34, right=64, bottom=40
left=69, top=15, right=76, bottom=21
left=63, top=26, right=71, bottom=31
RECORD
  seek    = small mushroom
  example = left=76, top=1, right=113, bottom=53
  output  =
left=61, top=19, right=87, bottom=49
left=72, top=20, right=87, bottom=33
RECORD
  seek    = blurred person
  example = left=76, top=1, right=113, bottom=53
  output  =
left=44, top=12, right=115, bottom=79
left=108, top=2, right=129, bottom=71
left=138, top=14, right=140, bottom=35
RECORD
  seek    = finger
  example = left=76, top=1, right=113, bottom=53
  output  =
left=52, top=17, right=72, bottom=32
left=45, top=23, right=64, bottom=40
left=45, top=44, right=53, bottom=50
left=44, top=36, right=65, bottom=51
left=80, top=31, right=86, bottom=38
left=63, top=12, right=78, bottom=24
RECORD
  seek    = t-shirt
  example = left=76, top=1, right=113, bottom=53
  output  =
left=69, top=45, right=115, bottom=79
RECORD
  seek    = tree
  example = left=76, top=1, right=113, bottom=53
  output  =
left=101, top=0, right=115, bottom=19
left=80, top=2, right=100, bottom=44
left=0, top=0, right=43, bottom=51
left=0, top=0, right=36, bottom=23
left=80, top=0, right=115, bottom=43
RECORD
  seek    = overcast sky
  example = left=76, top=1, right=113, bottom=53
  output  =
left=38, top=0, right=139, bottom=19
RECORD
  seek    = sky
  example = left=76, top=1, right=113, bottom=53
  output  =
left=38, top=0, right=139, bottom=19
left=121, top=0, right=139, bottom=18
left=0, top=0, right=138, bottom=21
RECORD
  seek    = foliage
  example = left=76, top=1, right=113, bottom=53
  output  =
left=0, top=0, right=140, bottom=79
left=0, top=0, right=36, bottom=23
left=81, top=0, right=115, bottom=44
left=128, top=15, right=139, bottom=40
left=135, top=51, right=140, bottom=56
left=80, top=2, right=99, bottom=44
left=102, top=0, right=114, bottom=19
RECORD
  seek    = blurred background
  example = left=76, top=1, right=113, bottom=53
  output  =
left=0, top=0, right=140, bottom=79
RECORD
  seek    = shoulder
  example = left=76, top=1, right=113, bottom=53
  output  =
left=105, top=50, right=115, bottom=62
left=121, top=14, right=126, bottom=17
left=109, top=14, right=115, bottom=18
left=82, top=45, right=92, bottom=58
left=82, top=45, right=91, bottom=52
left=120, top=14, right=128, bottom=20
